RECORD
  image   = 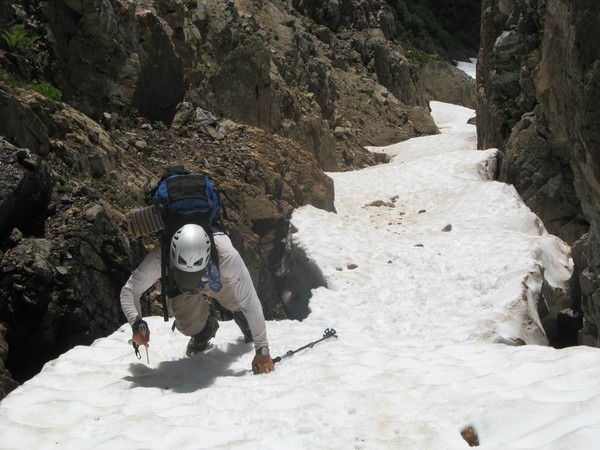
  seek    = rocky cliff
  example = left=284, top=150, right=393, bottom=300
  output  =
left=0, top=0, right=476, bottom=397
left=477, top=0, right=600, bottom=346
left=35, top=0, right=476, bottom=170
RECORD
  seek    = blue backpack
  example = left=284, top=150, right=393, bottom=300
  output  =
left=151, top=171, right=223, bottom=233
left=147, top=166, right=227, bottom=320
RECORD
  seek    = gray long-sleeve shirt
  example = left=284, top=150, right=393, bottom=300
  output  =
left=120, top=232, right=268, bottom=348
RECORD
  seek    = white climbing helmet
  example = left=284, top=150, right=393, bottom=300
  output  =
left=170, top=224, right=211, bottom=273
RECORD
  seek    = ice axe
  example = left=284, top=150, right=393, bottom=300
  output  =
left=128, top=321, right=150, bottom=364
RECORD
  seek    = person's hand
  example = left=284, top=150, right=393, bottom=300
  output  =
left=132, top=319, right=150, bottom=348
left=252, top=353, right=275, bottom=374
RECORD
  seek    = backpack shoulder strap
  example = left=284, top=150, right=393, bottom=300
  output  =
left=160, top=238, right=170, bottom=322
left=155, top=166, right=191, bottom=322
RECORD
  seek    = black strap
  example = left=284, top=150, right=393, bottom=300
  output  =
left=213, top=182, right=230, bottom=222
left=160, top=238, right=169, bottom=322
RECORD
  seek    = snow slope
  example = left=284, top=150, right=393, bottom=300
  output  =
left=1, top=102, right=600, bottom=450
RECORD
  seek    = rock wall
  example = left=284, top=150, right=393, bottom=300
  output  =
left=477, top=0, right=587, bottom=244
left=43, top=0, right=185, bottom=123
left=477, top=0, right=600, bottom=345
left=14, top=0, right=475, bottom=171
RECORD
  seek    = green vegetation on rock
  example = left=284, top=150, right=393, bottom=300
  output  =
left=0, top=67, right=62, bottom=101
left=2, top=24, right=39, bottom=54
left=30, top=82, right=62, bottom=101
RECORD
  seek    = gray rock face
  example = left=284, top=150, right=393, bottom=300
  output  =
left=551, top=1, right=600, bottom=346
left=43, top=0, right=184, bottom=123
left=477, top=0, right=587, bottom=244
left=477, top=0, right=544, bottom=149
left=477, top=0, right=600, bottom=345
left=213, top=32, right=284, bottom=132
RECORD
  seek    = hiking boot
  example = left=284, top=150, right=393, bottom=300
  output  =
left=233, top=311, right=253, bottom=343
left=186, top=314, right=219, bottom=357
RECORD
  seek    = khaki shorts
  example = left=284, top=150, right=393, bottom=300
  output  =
left=168, top=292, right=240, bottom=337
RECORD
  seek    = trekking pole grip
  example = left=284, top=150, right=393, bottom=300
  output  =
left=323, top=328, right=337, bottom=338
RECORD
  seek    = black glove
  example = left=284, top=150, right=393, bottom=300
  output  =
left=132, top=319, right=149, bottom=337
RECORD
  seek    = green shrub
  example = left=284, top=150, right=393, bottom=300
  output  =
left=2, top=24, right=39, bottom=54
left=1, top=67, right=62, bottom=100
left=182, top=0, right=198, bottom=8
left=29, top=82, right=62, bottom=101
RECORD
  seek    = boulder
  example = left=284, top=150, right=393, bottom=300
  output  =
left=0, top=83, right=119, bottom=179
left=0, top=322, right=18, bottom=399
left=0, top=84, right=49, bottom=156
left=418, top=59, right=476, bottom=109
left=0, top=139, right=52, bottom=237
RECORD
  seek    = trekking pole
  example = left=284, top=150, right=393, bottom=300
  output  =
left=272, top=328, right=338, bottom=364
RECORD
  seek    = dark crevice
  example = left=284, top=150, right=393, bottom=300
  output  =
left=278, top=225, right=326, bottom=320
